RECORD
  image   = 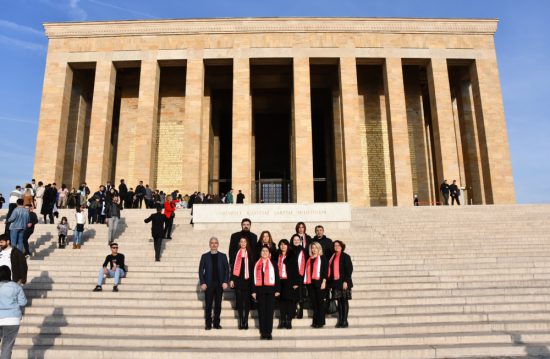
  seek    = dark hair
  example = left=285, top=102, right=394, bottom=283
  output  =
left=156, top=205, right=162, bottom=212
left=61, top=216, right=68, bottom=224
left=241, top=218, right=251, bottom=225
left=333, top=240, right=346, bottom=252
left=16, top=199, right=24, bottom=205
left=277, top=239, right=290, bottom=250
left=0, top=233, right=9, bottom=242
left=295, top=222, right=306, bottom=233
left=259, top=231, right=274, bottom=247
left=315, top=225, right=324, bottom=231
left=0, top=266, right=11, bottom=282
left=38, top=181, right=43, bottom=186
left=290, top=234, right=301, bottom=245
left=237, top=237, right=251, bottom=254
left=110, top=242, right=118, bottom=248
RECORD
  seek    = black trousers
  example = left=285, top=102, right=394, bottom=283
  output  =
left=235, top=288, right=251, bottom=320
left=43, top=213, right=54, bottom=224
left=442, top=193, right=449, bottom=205
left=204, top=282, right=223, bottom=325
left=451, top=195, right=461, bottom=205
left=58, top=234, right=66, bottom=246
left=137, top=196, right=144, bottom=208
left=153, top=236, right=163, bottom=260
left=308, top=285, right=326, bottom=326
left=164, top=217, right=173, bottom=238
left=23, top=230, right=33, bottom=255
left=279, top=299, right=294, bottom=322
left=257, top=293, right=274, bottom=335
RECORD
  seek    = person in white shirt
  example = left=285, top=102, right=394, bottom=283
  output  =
left=73, top=207, right=87, bottom=249
left=0, top=265, right=27, bottom=358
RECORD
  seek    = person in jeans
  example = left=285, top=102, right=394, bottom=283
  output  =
left=144, top=206, right=165, bottom=262
left=0, top=265, right=27, bottom=359
left=105, top=195, right=121, bottom=245
left=6, top=199, right=29, bottom=253
left=198, top=237, right=229, bottom=330
left=73, top=207, right=86, bottom=249
left=93, top=243, right=125, bottom=292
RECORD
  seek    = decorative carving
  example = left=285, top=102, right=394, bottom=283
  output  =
left=44, top=18, right=498, bottom=39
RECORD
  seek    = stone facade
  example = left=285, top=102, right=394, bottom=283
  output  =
left=33, top=17, right=515, bottom=206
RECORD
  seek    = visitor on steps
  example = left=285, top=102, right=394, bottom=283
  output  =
left=450, top=179, right=461, bottom=206
left=198, top=237, right=229, bottom=330
left=56, top=217, right=71, bottom=249
left=23, top=205, right=38, bottom=257
left=144, top=206, right=165, bottom=262
left=4, top=186, right=22, bottom=235
left=251, top=246, right=280, bottom=340
left=236, top=190, right=245, bottom=204
left=0, top=234, right=27, bottom=285
left=229, top=237, right=254, bottom=330
left=290, top=234, right=308, bottom=319
left=0, top=265, right=27, bottom=359
left=6, top=199, right=29, bottom=253
left=274, top=239, right=299, bottom=330
left=228, top=218, right=257, bottom=264
left=163, top=195, right=177, bottom=239
left=291, top=222, right=312, bottom=252
left=73, top=207, right=86, bottom=249
left=304, top=242, right=328, bottom=328
left=255, top=231, right=276, bottom=260
left=313, top=225, right=333, bottom=259
left=93, top=242, right=125, bottom=292
left=105, top=194, right=121, bottom=245
left=328, top=240, right=353, bottom=328
left=440, top=180, right=450, bottom=205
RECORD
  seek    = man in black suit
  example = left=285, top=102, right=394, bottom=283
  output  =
left=440, top=180, right=450, bottom=205
left=118, top=179, right=128, bottom=207
left=228, top=218, right=258, bottom=262
left=144, top=206, right=165, bottom=262
left=449, top=180, right=461, bottom=206
left=198, top=237, right=229, bottom=330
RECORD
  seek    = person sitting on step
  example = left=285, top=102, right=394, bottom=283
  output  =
left=93, top=242, right=125, bottom=292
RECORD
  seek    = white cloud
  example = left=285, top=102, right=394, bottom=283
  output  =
left=0, top=20, right=43, bottom=37
left=86, top=0, right=156, bottom=19
left=68, top=0, right=87, bottom=21
left=0, top=34, right=45, bottom=51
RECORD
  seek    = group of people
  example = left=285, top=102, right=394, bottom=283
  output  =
left=198, top=219, right=353, bottom=340
left=439, top=180, right=462, bottom=206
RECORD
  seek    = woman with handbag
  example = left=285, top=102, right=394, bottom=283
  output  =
left=304, top=241, right=328, bottom=328
left=229, top=237, right=254, bottom=330
left=274, top=239, right=299, bottom=329
left=290, top=234, right=307, bottom=319
left=251, top=246, right=280, bottom=340
left=328, top=240, right=353, bottom=328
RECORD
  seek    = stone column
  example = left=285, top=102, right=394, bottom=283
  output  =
left=182, top=59, right=204, bottom=193
left=199, top=90, right=211, bottom=193
left=470, top=56, right=515, bottom=204
left=427, top=58, right=461, bottom=199
left=85, top=60, right=116, bottom=190
left=339, top=57, right=366, bottom=207
left=292, top=57, right=314, bottom=203
left=33, top=60, right=73, bottom=184
left=383, top=58, right=414, bottom=206
left=231, top=57, right=253, bottom=201
left=134, top=59, right=160, bottom=187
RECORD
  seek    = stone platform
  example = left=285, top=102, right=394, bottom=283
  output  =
left=2, top=204, right=550, bottom=358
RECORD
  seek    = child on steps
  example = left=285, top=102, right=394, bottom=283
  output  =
left=56, top=217, right=71, bottom=249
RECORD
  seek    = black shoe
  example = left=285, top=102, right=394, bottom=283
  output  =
left=205, top=325, right=212, bottom=330
left=213, top=324, right=222, bottom=329
left=277, top=321, right=284, bottom=329
left=297, top=307, right=303, bottom=319
left=112, top=285, right=118, bottom=292
left=155, top=259, right=160, bottom=262
left=286, top=321, right=292, bottom=329
left=266, top=334, right=272, bottom=340
left=260, top=334, right=266, bottom=340
left=341, top=321, right=349, bottom=328
left=93, top=285, right=102, bottom=292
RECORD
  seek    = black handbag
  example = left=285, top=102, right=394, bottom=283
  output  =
left=325, top=298, right=337, bottom=314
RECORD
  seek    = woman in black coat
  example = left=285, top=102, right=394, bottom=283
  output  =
left=251, top=246, right=280, bottom=340
left=291, top=222, right=312, bottom=251
left=229, top=237, right=255, bottom=329
left=328, top=240, right=353, bottom=328
left=255, top=231, right=276, bottom=260
left=290, top=234, right=308, bottom=319
left=274, top=239, right=300, bottom=329
left=304, top=241, right=328, bottom=328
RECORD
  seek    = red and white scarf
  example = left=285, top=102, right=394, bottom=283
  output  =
left=254, top=258, right=275, bottom=286
left=304, top=255, right=321, bottom=284
left=328, top=252, right=341, bottom=280
left=300, top=234, right=307, bottom=248
left=278, top=254, right=287, bottom=279
left=297, top=250, right=306, bottom=276
left=233, top=249, right=249, bottom=279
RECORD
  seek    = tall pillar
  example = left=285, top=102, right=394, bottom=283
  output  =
left=182, top=59, right=204, bottom=193
left=427, top=58, right=461, bottom=198
left=470, top=56, right=515, bottom=204
left=231, top=58, right=253, bottom=201
left=339, top=57, right=366, bottom=207
left=33, top=60, right=73, bottom=184
left=85, top=60, right=116, bottom=190
left=383, top=58, right=414, bottom=206
left=199, top=90, right=211, bottom=193
left=292, top=57, right=314, bottom=203
left=134, top=59, right=160, bottom=187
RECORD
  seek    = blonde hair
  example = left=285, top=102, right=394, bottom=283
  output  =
left=309, top=241, right=323, bottom=257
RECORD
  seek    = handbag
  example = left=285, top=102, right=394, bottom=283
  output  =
left=325, top=298, right=337, bottom=314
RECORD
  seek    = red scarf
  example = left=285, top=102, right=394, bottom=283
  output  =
left=328, top=252, right=341, bottom=280
left=304, top=256, right=321, bottom=284
left=278, top=254, right=287, bottom=279
left=297, top=250, right=305, bottom=276
left=254, top=258, right=275, bottom=286
left=300, top=234, right=307, bottom=248
left=233, top=249, right=249, bottom=279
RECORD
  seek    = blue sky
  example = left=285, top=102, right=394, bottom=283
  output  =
left=0, top=0, right=548, bottom=203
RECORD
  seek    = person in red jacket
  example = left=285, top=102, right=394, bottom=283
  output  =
left=163, top=195, right=178, bottom=239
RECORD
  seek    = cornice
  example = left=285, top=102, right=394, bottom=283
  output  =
left=43, top=17, right=498, bottom=39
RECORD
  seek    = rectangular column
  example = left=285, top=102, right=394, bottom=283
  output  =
left=427, top=58, right=461, bottom=199
left=231, top=57, right=253, bottom=201
left=33, top=60, right=73, bottom=184
left=383, top=58, right=414, bottom=206
left=199, top=90, right=211, bottom=193
left=134, top=59, right=160, bottom=187
left=292, top=57, right=314, bottom=203
left=339, top=57, right=366, bottom=207
left=85, top=60, right=116, bottom=190
left=470, top=57, right=515, bottom=204
left=182, top=59, right=204, bottom=193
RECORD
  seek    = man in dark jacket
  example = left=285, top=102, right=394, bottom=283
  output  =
left=23, top=204, right=39, bottom=257
left=449, top=180, right=461, bottom=206
left=440, top=180, right=450, bottom=205
left=313, top=225, right=333, bottom=259
left=0, top=233, right=27, bottom=284
left=228, top=218, right=258, bottom=262
left=144, top=206, right=165, bottom=261
left=198, top=237, right=229, bottom=330
left=135, top=181, right=146, bottom=208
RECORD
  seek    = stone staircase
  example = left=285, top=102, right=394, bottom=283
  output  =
left=1, top=204, right=550, bottom=358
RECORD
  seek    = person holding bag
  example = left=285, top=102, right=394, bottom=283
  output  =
left=304, top=242, right=328, bottom=328
left=229, top=237, right=254, bottom=329
left=251, top=246, right=280, bottom=340
left=290, top=234, right=307, bottom=319
left=328, top=240, right=353, bottom=328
